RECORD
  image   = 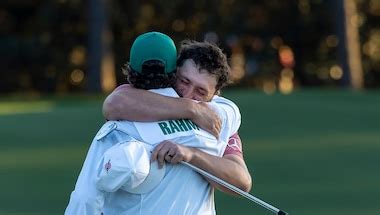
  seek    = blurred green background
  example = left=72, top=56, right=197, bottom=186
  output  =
left=0, top=89, right=379, bottom=215
left=1, top=0, right=380, bottom=214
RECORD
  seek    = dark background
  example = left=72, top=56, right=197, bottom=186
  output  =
left=1, top=0, right=379, bottom=94
left=1, top=1, right=379, bottom=215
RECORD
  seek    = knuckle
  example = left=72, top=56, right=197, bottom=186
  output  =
left=158, top=152, right=166, bottom=160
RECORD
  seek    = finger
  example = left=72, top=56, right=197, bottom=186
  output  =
left=211, top=127, right=218, bottom=138
left=151, top=142, right=166, bottom=162
left=216, top=122, right=221, bottom=138
left=171, top=153, right=183, bottom=164
left=167, top=147, right=177, bottom=157
left=157, top=149, right=168, bottom=168
left=211, top=123, right=220, bottom=138
left=216, top=117, right=221, bottom=129
left=156, top=144, right=171, bottom=168
left=165, top=153, right=173, bottom=162
left=164, top=147, right=174, bottom=161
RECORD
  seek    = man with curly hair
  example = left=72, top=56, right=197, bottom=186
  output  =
left=65, top=32, right=250, bottom=215
left=104, top=39, right=251, bottom=197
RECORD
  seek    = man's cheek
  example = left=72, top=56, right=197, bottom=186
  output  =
left=177, top=88, right=184, bottom=97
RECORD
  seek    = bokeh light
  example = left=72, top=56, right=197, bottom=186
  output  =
left=279, top=45, right=295, bottom=68
left=270, top=36, right=283, bottom=50
left=363, top=29, right=380, bottom=61
left=281, top=68, right=294, bottom=79
left=329, top=65, right=344, bottom=80
left=298, top=0, right=311, bottom=15
left=70, top=46, right=86, bottom=66
left=279, top=77, right=294, bottom=94
left=262, top=80, right=276, bottom=94
left=230, top=53, right=246, bottom=82
left=70, top=69, right=85, bottom=85
left=317, top=67, right=329, bottom=80
left=326, top=35, right=339, bottom=48
left=369, top=0, right=380, bottom=15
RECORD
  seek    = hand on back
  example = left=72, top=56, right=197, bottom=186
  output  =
left=192, top=102, right=221, bottom=138
left=151, top=140, right=194, bottom=168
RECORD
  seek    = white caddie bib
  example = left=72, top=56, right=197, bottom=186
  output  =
left=66, top=87, right=242, bottom=215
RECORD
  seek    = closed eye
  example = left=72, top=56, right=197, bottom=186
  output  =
left=197, top=89, right=207, bottom=96
left=181, top=78, right=190, bottom=85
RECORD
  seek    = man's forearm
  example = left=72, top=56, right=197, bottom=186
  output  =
left=103, top=86, right=196, bottom=121
left=103, top=86, right=221, bottom=137
left=188, top=148, right=252, bottom=194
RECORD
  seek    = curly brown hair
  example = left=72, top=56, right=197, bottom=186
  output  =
left=177, top=40, right=231, bottom=92
left=122, top=60, right=176, bottom=90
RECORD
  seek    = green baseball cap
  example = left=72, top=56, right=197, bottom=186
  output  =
left=130, top=32, right=177, bottom=74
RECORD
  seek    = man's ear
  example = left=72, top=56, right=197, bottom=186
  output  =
left=215, top=90, right=221, bottom=96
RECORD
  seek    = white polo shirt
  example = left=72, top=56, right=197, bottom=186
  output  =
left=64, top=88, right=241, bottom=215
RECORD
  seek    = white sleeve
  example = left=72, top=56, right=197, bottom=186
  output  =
left=209, top=96, right=241, bottom=138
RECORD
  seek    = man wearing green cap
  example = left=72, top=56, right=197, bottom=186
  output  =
left=129, top=31, right=177, bottom=75
left=104, top=40, right=251, bottom=195
left=101, top=38, right=251, bottom=212
left=65, top=32, right=247, bottom=215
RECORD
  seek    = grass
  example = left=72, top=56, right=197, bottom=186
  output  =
left=0, top=89, right=379, bottom=215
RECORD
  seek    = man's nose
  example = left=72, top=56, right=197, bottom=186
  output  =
left=181, top=87, right=194, bottom=99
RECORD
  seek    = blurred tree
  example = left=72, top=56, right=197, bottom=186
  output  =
left=0, top=0, right=379, bottom=94
left=87, top=0, right=104, bottom=92
left=335, top=0, right=364, bottom=89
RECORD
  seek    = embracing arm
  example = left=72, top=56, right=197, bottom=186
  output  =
left=103, top=85, right=221, bottom=137
left=103, top=85, right=193, bottom=121
left=152, top=136, right=252, bottom=195
left=188, top=149, right=252, bottom=194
